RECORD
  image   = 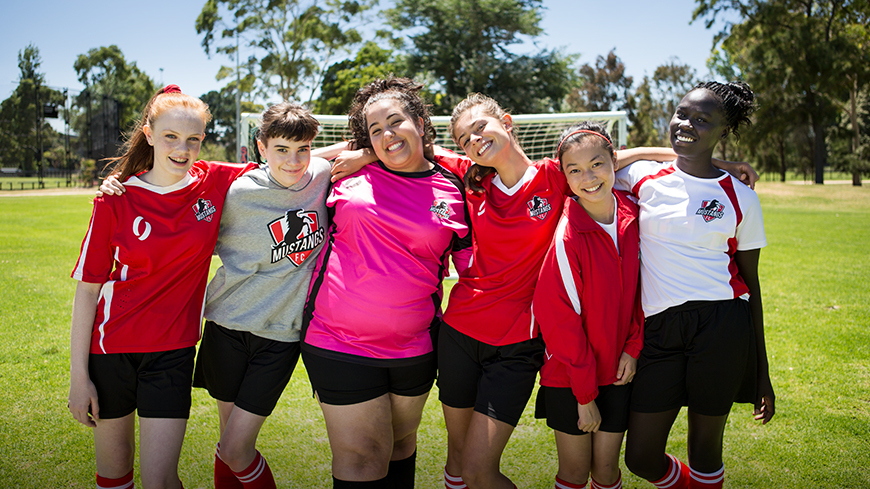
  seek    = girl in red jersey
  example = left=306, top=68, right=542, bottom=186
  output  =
left=533, top=122, right=642, bottom=489
left=433, top=94, right=673, bottom=489
left=68, top=85, right=252, bottom=489
left=620, top=82, right=775, bottom=489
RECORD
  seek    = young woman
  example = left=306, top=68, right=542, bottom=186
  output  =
left=533, top=122, right=643, bottom=489
left=301, top=77, right=471, bottom=488
left=68, top=85, right=253, bottom=489
left=619, top=81, right=775, bottom=489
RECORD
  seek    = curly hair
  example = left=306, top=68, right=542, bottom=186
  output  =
left=346, top=76, right=436, bottom=151
left=691, top=81, right=756, bottom=140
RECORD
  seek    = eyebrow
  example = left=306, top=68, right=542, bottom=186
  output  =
left=368, top=112, right=404, bottom=131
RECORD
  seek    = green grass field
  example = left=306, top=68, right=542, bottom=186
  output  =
left=1, top=183, right=868, bottom=488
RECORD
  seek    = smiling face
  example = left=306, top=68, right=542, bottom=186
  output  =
left=143, top=107, right=206, bottom=186
left=365, top=98, right=428, bottom=173
left=561, top=138, right=617, bottom=219
left=452, top=106, right=513, bottom=166
left=669, top=88, right=728, bottom=158
left=258, top=137, right=312, bottom=187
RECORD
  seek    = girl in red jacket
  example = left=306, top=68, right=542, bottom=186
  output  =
left=533, top=122, right=643, bottom=489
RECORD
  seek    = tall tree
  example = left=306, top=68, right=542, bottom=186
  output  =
left=694, top=0, right=870, bottom=184
left=200, top=87, right=262, bottom=159
left=316, top=41, right=407, bottom=115
left=196, top=0, right=375, bottom=103
left=566, top=49, right=634, bottom=113
left=0, top=44, right=63, bottom=174
left=73, top=45, right=156, bottom=130
left=386, top=0, right=575, bottom=114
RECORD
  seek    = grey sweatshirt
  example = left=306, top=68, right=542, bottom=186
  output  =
left=204, top=159, right=330, bottom=342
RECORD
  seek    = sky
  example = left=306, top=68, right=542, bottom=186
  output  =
left=0, top=0, right=729, bottom=118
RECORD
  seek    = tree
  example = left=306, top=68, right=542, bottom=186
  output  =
left=316, top=41, right=407, bottom=115
left=626, top=60, right=697, bottom=147
left=694, top=0, right=870, bottom=184
left=566, top=49, right=634, bottom=113
left=386, top=0, right=575, bottom=114
left=0, top=44, right=64, bottom=174
left=73, top=45, right=156, bottom=131
left=200, top=87, right=262, bottom=159
left=196, top=0, right=375, bottom=103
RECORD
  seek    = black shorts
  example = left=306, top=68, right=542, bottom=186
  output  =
left=437, top=323, right=545, bottom=427
left=193, top=321, right=300, bottom=417
left=301, top=347, right=436, bottom=406
left=89, top=347, right=196, bottom=419
left=535, top=384, right=631, bottom=435
left=630, top=299, right=757, bottom=416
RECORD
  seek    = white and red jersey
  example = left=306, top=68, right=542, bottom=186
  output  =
left=436, top=148, right=571, bottom=346
left=615, top=160, right=767, bottom=316
left=303, top=161, right=470, bottom=361
left=534, top=192, right=643, bottom=405
left=72, top=161, right=254, bottom=354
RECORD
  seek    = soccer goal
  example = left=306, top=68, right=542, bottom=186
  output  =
left=239, top=111, right=628, bottom=164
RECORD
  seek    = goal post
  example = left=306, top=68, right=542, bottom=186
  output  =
left=239, top=111, right=628, bottom=164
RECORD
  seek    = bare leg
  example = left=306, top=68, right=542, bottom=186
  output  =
left=589, top=431, right=625, bottom=486
left=553, top=430, right=592, bottom=485
left=460, top=412, right=516, bottom=489
left=442, top=404, right=474, bottom=476
left=138, top=417, right=187, bottom=489
left=624, top=408, right=680, bottom=481
left=93, top=413, right=136, bottom=478
left=216, top=400, right=269, bottom=471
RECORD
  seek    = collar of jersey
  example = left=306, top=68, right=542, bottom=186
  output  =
left=492, top=165, right=537, bottom=196
left=125, top=173, right=196, bottom=194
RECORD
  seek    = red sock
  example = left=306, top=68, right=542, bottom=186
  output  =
left=650, top=454, right=690, bottom=489
left=444, top=467, right=467, bottom=489
left=215, top=444, right=244, bottom=489
left=96, top=469, right=134, bottom=489
left=689, top=465, right=724, bottom=489
left=590, top=470, right=621, bottom=489
left=233, top=450, right=276, bottom=489
left=555, top=474, right=587, bottom=488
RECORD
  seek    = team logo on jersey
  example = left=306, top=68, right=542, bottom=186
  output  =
left=268, top=209, right=325, bottom=266
left=430, top=200, right=452, bottom=219
left=695, top=199, right=725, bottom=222
left=193, top=198, right=217, bottom=222
left=527, top=195, right=552, bottom=220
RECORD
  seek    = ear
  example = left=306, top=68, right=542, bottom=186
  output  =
left=612, top=151, right=619, bottom=171
left=416, top=117, right=425, bottom=137
left=502, top=114, right=514, bottom=133
left=143, top=125, right=154, bottom=146
left=257, top=139, right=267, bottom=156
left=720, top=128, right=729, bottom=140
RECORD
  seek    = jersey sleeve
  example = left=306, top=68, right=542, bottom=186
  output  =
left=200, top=161, right=258, bottom=196
left=614, top=159, right=664, bottom=195
left=533, top=222, right=598, bottom=405
left=735, top=185, right=767, bottom=251
left=433, top=146, right=473, bottom=179
left=542, top=158, right=571, bottom=197
left=71, top=197, right=116, bottom=284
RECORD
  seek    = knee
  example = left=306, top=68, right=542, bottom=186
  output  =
left=334, top=437, right=392, bottom=479
left=392, top=430, right=418, bottom=461
left=217, top=440, right=255, bottom=472
left=589, top=458, right=619, bottom=485
left=624, top=444, right=662, bottom=481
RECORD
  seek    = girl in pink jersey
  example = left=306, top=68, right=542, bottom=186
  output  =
left=620, top=82, right=775, bottom=489
left=301, top=77, right=471, bottom=488
left=533, top=122, right=642, bottom=489
left=69, top=85, right=252, bottom=489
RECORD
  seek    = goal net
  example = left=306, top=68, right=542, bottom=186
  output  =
left=239, top=111, right=628, bottom=164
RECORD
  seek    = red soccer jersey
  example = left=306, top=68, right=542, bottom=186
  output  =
left=72, top=161, right=254, bottom=354
left=436, top=148, right=571, bottom=346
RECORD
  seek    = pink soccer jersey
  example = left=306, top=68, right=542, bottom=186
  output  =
left=615, top=160, right=767, bottom=316
left=436, top=149, right=572, bottom=346
left=303, top=162, right=470, bottom=360
left=72, top=161, right=253, bottom=354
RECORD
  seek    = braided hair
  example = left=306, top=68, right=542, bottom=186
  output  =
left=692, top=81, right=756, bottom=140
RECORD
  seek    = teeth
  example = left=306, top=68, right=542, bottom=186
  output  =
left=169, top=156, right=187, bottom=164
left=387, top=141, right=403, bottom=151
left=676, top=134, right=695, bottom=143
left=583, top=183, right=603, bottom=193
left=477, top=141, right=491, bottom=156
